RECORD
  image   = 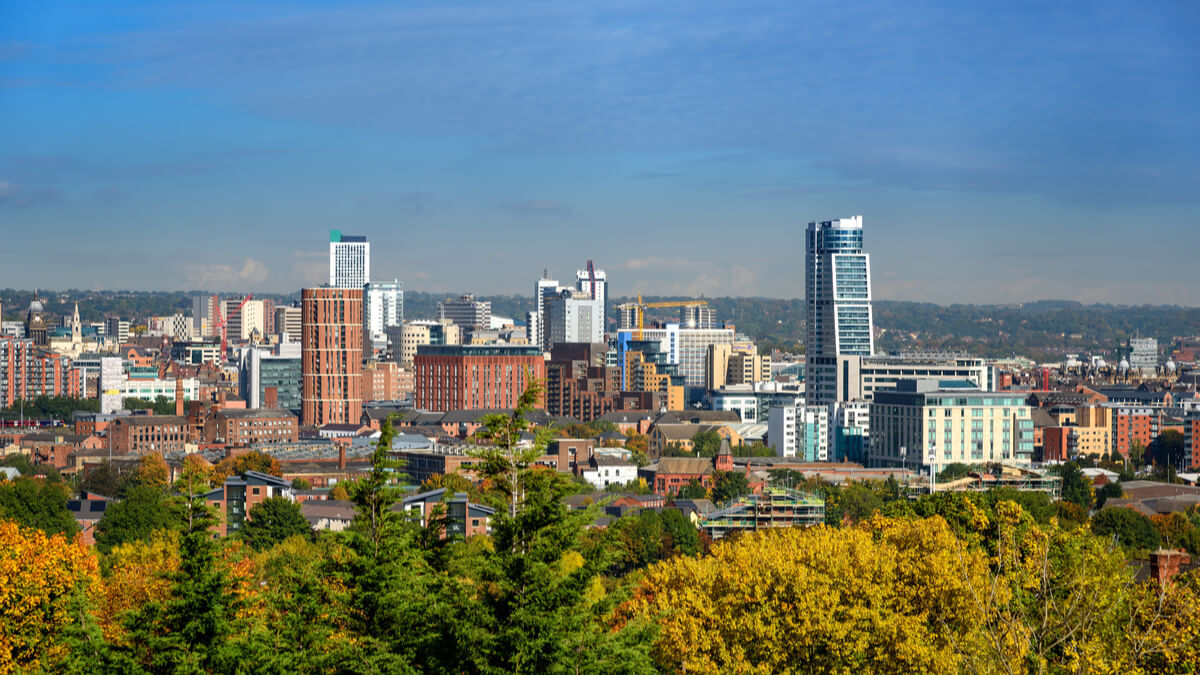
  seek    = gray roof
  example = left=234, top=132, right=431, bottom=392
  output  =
left=215, top=408, right=297, bottom=420
left=591, top=454, right=634, bottom=468
left=653, top=457, right=714, bottom=476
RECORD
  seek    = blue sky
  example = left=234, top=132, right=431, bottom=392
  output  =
left=1, top=0, right=1197, bottom=303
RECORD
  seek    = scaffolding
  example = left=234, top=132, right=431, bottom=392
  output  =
left=701, top=487, right=825, bottom=540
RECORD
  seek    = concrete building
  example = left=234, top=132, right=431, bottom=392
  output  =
left=397, top=320, right=462, bottom=368
left=870, top=379, right=1034, bottom=470
left=618, top=324, right=738, bottom=396
left=709, top=382, right=804, bottom=424
left=438, top=294, right=491, bottom=328
left=364, top=280, right=404, bottom=350
left=239, top=342, right=302, bottom=412
left=1129, top=337, right=1158, bottom=376
left=768, top=405, right=830, bottom=461
left=329, top=230, right=370, bottom=288
left=681, top=305, right=717, bottom=329
left=117, top=377, right=199, bottom=404
left=831, top=401, right=871, bottom=463
left=701, top=488, right=825, bottom=540
left=831, top=353, right=996, bottom=403
left=806, top=215, right=874, bottom=406
left=224, top=299, right=265, bottom=342
left=413, top=344, right=545, bottom=412
left=105, top=317, right=131, bottom=345
left=301, top=287, right=364, bottom=427
left=192, top=295, right=220, bottom=337
left=706, top=342, right=771, bottom=390
left=542, top=289, right=604, bottom=349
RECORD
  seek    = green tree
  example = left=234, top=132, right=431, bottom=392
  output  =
left=660, top=507, right=701, bottom=558
left=290, top=477, right=311, bottom=490
left=94, top=484, right=180, bottom=553
left=80, top=460, right=128, bottom=497
left=676, top=478, right=708, bottom=500
left=1154, top=429, right=1187, bottom=469
left=1, top=454, right=35, bottom=476
left=1058, top=462, right=1095, bottom=510
left=1096, top=481, right=1123, bottom=509
left=1129, top=439, right=1147, bottom=468
left=711, top=471, right=750, bottom=505
left=241, top=496, right=312, bottom=551
left=1091, top=506, right=1161, bottom=552
left=0, top=477, right=78, bottom=537
left=691, top=430, right=722, bottom=457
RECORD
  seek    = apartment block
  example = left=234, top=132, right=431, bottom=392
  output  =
left=301, top=287, right=364, bottom=427
left=413, top=344, right=545, bottom=412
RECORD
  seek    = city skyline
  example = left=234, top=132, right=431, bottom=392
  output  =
left=2, top=1, right=1198, bottom=303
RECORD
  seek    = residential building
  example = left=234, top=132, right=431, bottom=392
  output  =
left=542, top=289, right=604, bottom=349
left=204, top=408, right=299, bottom=446
left=831, top=401, right=871, bottom=463
left=617, top=324, right=738, bottom=396
left=438, top=294, right=491, bottom=328
left=192, top=295, right=220, bottom=337
left=329, top=230, right=370, bottom=288
left=681, top=305, right=717, bottom=329
left=105, top=317, right=131, bottom=345
left=1110, top=404, right=1159, bottom=458
left=224, top=299, right=265, bottom=341
left=205, top=470, right=295, bottom=537
left=413, top=344, right=545, bottom=412
left=400, top=488, right=495, bottom=539
left=870, top=379, right=1035, bottom=470
left=0, top=336, right=84, bottom=407
left=706, top=342, right=771, bottom=390
left=767, top=405, right=830, bottom=461
left=107, top=415, right=190, bottom=455
left=806, top=215, right=874, bottom=406
left=578, top=455, right=637, bottom=489
left=1187, top=415, right=1200, bottom=469
left=701, top=488, right=825, bottom=540
left=239, top=342, right=302, bottom=412
left=364, top=280, right=404, bottom=350
left=301, top=287, right=364, bottom=427
left=362, top=359, right=412, bottom=402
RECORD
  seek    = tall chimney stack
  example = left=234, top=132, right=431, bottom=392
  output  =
left=265, top=386, right=278, bottom=410
left=174, top=377, right=184, bottom=416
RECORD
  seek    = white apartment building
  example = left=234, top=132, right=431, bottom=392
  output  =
left=365, top=280, right=404, bottom=349
left=833, top=353, right=996, bottom=402
left=806, top=216, right=874, bottom=406
left=767, top=405, right=830, bottom=461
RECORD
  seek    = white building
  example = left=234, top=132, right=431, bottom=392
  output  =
left=767, top=405, right=830, bottom=461
left=275, top=305, right=301, bottom=342
left=1129, top=338, right=1158, bottom=375
left=578, top=455, right=637, bottom=489
left=619, top=324, right=738, bottom=392
left=830, top=400, right=871, bottom=463
left=329, top=230, right=370, bottom=288
left=806, top=215, right=874, bottom=406
left=709, top=382, right=804, bottom=424
left=832, top=353, right=996, bottom=403
left=529, top=263, right=607, bottom=350
left=99, top=356, right=124, bottom=414
left=543, top=289, right=604, bottom=348
left=364, top=280, right=404, bottom=349
left=225, top=299, right=265, bottom=341
left=117, top=377, right=199, bottom=403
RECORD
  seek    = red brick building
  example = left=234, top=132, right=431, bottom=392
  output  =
left=1042, top=426, right=1069, bottom=462
left=1188, top=417, right=1200, bottom=469
left=414, top=345, right=545, bottom=412
left=204, top=408, right=299, bottom=446
left=204, top=470, right=295, bottom=537
left=362, top=360, right=413, bottom=402
left=301, top=287, right=364, bottom=427
left=107, top=415, right=190, bottom=456
left=1113, top=407, right=1158, bottom=458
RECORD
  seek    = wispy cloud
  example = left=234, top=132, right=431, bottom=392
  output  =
left=500, top=199, right=571, bottom=216
left=184, top=257, right=270, bottom=290
left=0, top=179, right=62, bottom=207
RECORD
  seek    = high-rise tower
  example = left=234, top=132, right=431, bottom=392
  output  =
left=805, top=215, right=874, bottom=406
left=329, top=230, right=370, bottom=288
left=301, top=287, right=364, bottom=426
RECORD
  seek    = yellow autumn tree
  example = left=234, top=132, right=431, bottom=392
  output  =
left=615, top=516, right=998, bottom=673
left=94, top=530, right=181, bottom=645
left=0, top=520, right=99, bottom=674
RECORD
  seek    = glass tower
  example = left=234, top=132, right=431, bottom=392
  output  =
left=806, top=215, right=874, bottom=406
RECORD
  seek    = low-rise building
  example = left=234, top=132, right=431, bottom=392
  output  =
left=205, top=408, right=299, bottom=447
left=577, top=454, right=637, bottom=489
left=400, top=488, right=495, bottom=539
left=767, top=405, right=830, bottom=461
left=204, top=470, right=295, bottom=537
left=700, top=488, right=825, bottom=540
left=108, top=415, right=191, bottom=456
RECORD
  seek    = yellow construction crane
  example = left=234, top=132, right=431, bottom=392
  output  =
left=618, top=293, right=708, bottom=340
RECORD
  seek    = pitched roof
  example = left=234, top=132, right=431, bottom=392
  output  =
left=596, top=411, right=652, bottom=424
left=654, top=457, right=714, bottom=476
left=591, top=454, right=634, bottom=468
left=655, top=410, right=741, bottom=425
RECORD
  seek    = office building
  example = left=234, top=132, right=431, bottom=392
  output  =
left=438, top=294, right=491, bottom=328
left=364, top=280, right=404, bottom=350
left=706, top=342, right=771, bottom=390
left=681, top=305, right=717, bottom=329
left=768, top=405, right=830, bottom=461
left=274, top=305, right=301, bottom=342
left=870, top=379, right=1034, bottom=470
left=709, top=382, right=804, bottom=424
left=545, top=342, right=624, bottom=421
left=224, top=299, right=265, bottom=342
left=413, top=344, right=545, bottom=412
left=105, top=317, right=131, bottom=345
left=618, top=324, right=737, bottom=396
left=831, top=401, right=871, bottom=463
left=204, top=408, right=299, bottom=447
left=107, top=415, right=190, bottom=456
left=1129, top=338, right=1158, bottom=375
left=806, top=215, right=874, bottom=406
left=301, top=287, right=364, bottom=427
left=543, top=289, right=604, bottom=348
left=192, top=295, right=219, bottom=337
left=397, top=320, right=463, bottom=368
left=240, top=342, right=302, bottom=412
left=831, top=353, right=995, bottom=403
left=329, top=230, right=370, bottom=288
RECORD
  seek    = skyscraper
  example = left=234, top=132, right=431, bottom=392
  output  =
left=806, top=215, right=874, bottom=407
left=329, top=230, right=370, bottom=288
left=364, top=280, right=404, bottom=349
left=529, top=261, right=608, bottom=351
left=301, top=287, right=364, bottom=426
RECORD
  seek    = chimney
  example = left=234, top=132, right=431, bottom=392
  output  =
left=218, top=391, right=227, bottom=408
left=264, top=386, right=278, bottom=410
left=174, top=378, right=184, bottom=417
left=338, top=445, right=347, bottom=470
left=1151, top=549, right=1191, bottom=585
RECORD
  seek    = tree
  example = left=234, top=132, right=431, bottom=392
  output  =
left=122, top=396, right=175, bottom=415
left=710, top=471, right=750, bottom=505
left=1129, top=438, right=1147, bottom=468
left=675, top=478, right=708, bottom=500
left=131, top=453, right=169, bottom=491
left=1058, top=461, right=1095, bottom=510
left=614, top=517, right=995, bottom=672
left=1154, top=429, right=1187, bottom=470
left=80, top=461, right=127, bottom=497
left=1096, top=481, right=1123, bottom=509
left=690, top=430, right=722, bottom=458
left=94, top=484, right=180, bottom=553
left=0, top=477, right=78, bottom=537
left=213, top=451, right=282, bottom=483
left=0, top=454, right=35, bottom=476
left=241, top=497, right=311, bottom=551
left=624, top=430, right=648, bottom=457
left=0, top=520, right=99, bottom=673
left=330, top=483, right=351, bottom=501
left=291, top=477, right=311, bottom=490
left=1091, top=506, right=1161, bottom=551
